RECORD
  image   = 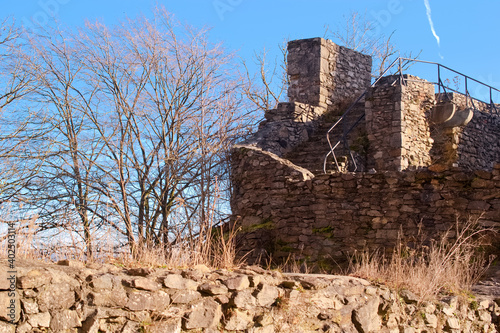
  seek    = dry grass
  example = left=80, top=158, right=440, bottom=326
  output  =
left=0, top=216, right=243, bottom=270
left=349, top=217, right=496, bottom=301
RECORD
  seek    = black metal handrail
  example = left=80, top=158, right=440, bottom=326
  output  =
left=323, top=57, right=500, bottom=174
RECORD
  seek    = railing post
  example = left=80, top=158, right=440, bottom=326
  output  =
left=437, top=64, right=441, bottom=95
left=465, top=77, right=468, bottom=109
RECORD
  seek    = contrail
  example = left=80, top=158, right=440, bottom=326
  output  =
left=424, top=0, right=440, bottom=47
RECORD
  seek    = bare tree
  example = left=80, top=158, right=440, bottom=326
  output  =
left=325, top=11, right=420, bottom=76
left=241, top=39, right=288, bottom=112
left=9, top=9, right=252, bottom=257
left=0, top=19, right=45, bottom=206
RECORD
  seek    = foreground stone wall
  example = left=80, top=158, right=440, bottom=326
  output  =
left=231, top=145, right=500, bottom=267
left=0, top=260, right=498, bottom=332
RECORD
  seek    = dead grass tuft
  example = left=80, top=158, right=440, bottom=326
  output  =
left=349, top=217, right=496, bottom=301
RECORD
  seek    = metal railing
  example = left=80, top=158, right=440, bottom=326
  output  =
left=323, top=57, right=500, bottom=174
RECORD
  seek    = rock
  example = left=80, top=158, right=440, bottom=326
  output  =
left=255, top=284, right=280, bottom=307
left=50, top=309, right=81, bottom=331
left=424, top=313, right=438, bottom=328
left=400, top=289, right=419, bottom=304
left=183, top=298, right=222, bottom=329
left=232, top=289, right=257, bottom=310
left=126, top=267, right=153, bottom=276
left=0, top=291, right=20, bottom=322
left=352, top=296, right=381, bottom=333
left=446, top=316, right=460, bottom=330
left=80, top=310, right=100, bottom=333
left=121, top=320, right=140, bottom=333
left=225, top=309, right=253, bottom=331
left=223, top=275, right=250, bottom=291
left=170, top=290, right=201, bottom=304
left=37, top=283, right=76, bottom=312
left=193, top=264, right=211, bottom=273
left=27, top=312, right=51, bottom=328
left=163, top=274, right=197, bottom=290
left=21, top=298, right=38, bottom=314
left=57, top=259, right=85, bottom=268
left=198, top=282, right=229, bottom=295
left=149, top=318, right=182, bottom=333
left=90, top=274, right=114, bottom=290
left=17, top=269, right=52, bottom=289
left=127, top=290, right=170, bottom=311
left=13, top=322, right=31, bottom=333
left=0, top=270, right=15, bottom=291
left=131, top=277, right=161, bottom=291
left=0, top=321, right=15, bottom=333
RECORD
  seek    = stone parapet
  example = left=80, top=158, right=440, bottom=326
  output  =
left=1, top=260, right=498, bottom=332
left=231, top=145, right=500, bottom=267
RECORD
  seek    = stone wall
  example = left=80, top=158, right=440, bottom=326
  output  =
left=231, top=145, right=500, bottom=267
left=458, top=110, right=500, bottom=170
left=287, top=38, right=371, bottom=112
left=430, top=93, right=500, bottom=171
left=231, top=37, right=500, bottom=284
left=1, top=260, right=498, bottom=332
left=242, top=38, right=372, bottom=157
left=365, top=75, right=435, bottom=172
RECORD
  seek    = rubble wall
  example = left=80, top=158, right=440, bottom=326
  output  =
left=231, top=145, right=500, bottom=267
left=1, top=260, right=498, bottom=332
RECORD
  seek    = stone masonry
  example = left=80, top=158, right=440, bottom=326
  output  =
left=231, top=37, right=500, bottom=268
left=2, top=260, right=499, bottom=332
left=241, top=38, right=372, bottom=157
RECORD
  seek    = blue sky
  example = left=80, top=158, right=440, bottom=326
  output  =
left=4, top=0, right=500, bottom=102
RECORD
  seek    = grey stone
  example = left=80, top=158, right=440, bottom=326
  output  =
left=0, top=269, right=15, bottom=291
left=21, top=298, right=38, bottom=314
left=27, top=312, right=51, bottom=328
left=57, top=259, right=85, bottom=268
left=90, top=274, right=114, bottom=290
left=352, top=296, right=381, bottom=333
left=223, top=275, right=250, bottom=291
left=0, top=291, right=20, bottom=323
left=424, top=313, right=438, bottom=328
left=232, top=289, right=257, bottom=310
left=183, top=298, right=222, bottom=329
left=170, top=290, right=201, bottom=304
left=0, top=321, right=15, bottom=333
left=121, top=320, right=140, bottom=333
left=127, top=290, right=170, bottom=311
left=400, top=289, right=419, bottom=304
left=50, top=309, right=81, bottom=331
left=17, top=269, right=52, bottom=289
left=198, top=282, right=229, bottom=295
left=163, top=274, right=197, bottom=290
left=37, top=282, right=76, bottom=312
left=446, top=316, right=460, bottom=330
left=255, top=284, right=279, bottom=307
left=225, top=309, right=253, bottom=331
left=149, top=318, right=182, bottom=333
left=131, top=277, right=161, bottom=291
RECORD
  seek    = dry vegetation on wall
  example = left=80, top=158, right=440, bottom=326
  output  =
left=0, top=216, right=242, bottom=270
left=349, top=217, right=497, bottom=302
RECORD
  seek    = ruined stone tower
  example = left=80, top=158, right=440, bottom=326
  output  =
left=231, top=38, right=500, bottom=268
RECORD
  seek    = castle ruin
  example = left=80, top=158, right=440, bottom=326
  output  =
left=231, top=38, right=500, bottom=268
